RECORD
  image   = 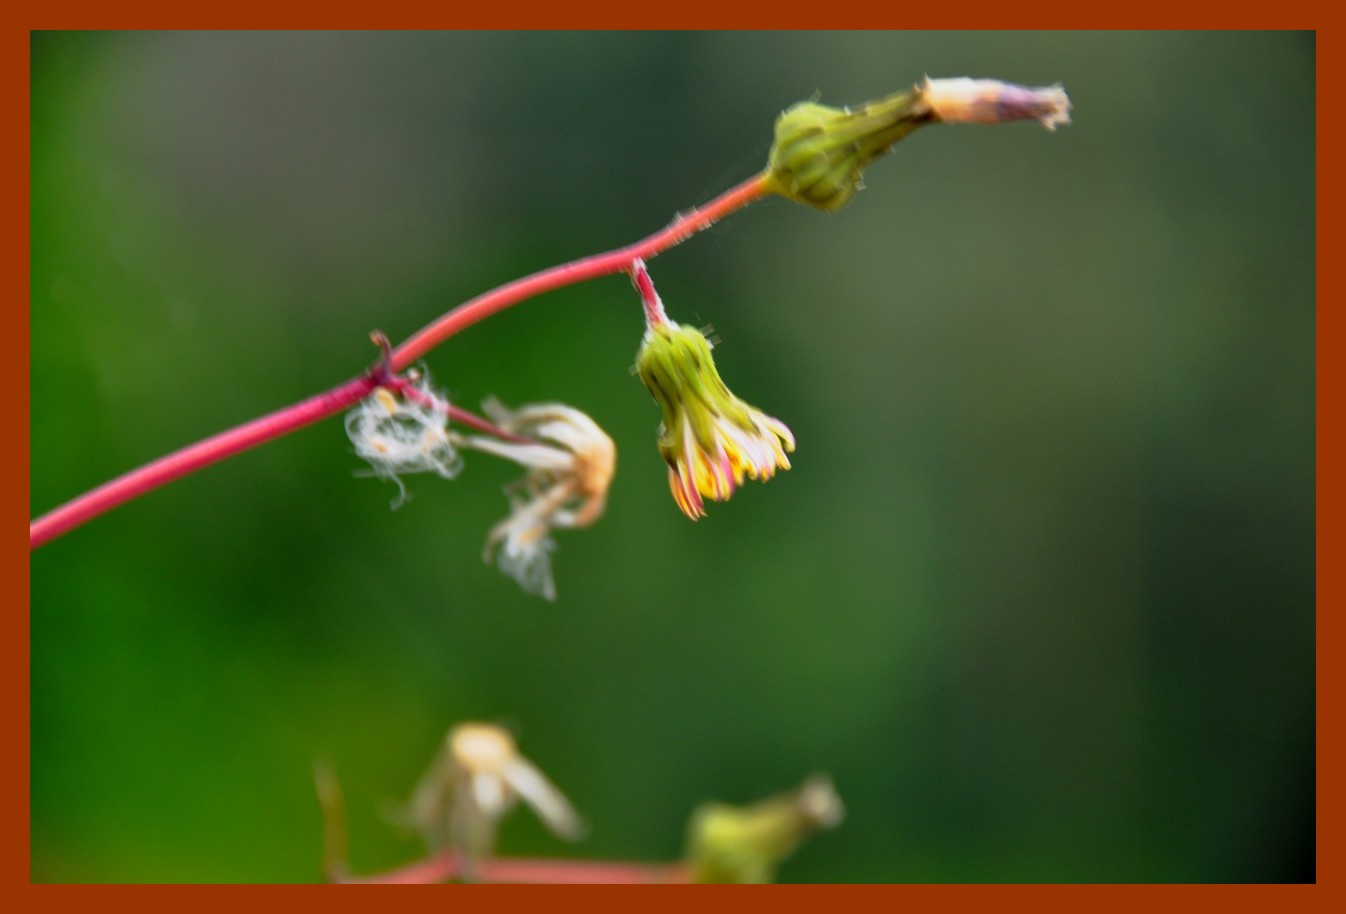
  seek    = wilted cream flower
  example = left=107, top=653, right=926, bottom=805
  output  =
left=345, top=374, right=462, bottom=507
left=461, top=399, right=616, bottom=600
left=919, top=76, right=1072, bottom=131
left=403, top=722, right=583, bottom=861
left=635, top=321, right=794, bottom=520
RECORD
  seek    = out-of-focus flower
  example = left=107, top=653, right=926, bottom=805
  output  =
left=684, top=774, right=845, bottom=884
left=461, top=400, right=616, bottom=600
left=345, top=374, right=462, bottom=507
left=403, top=722, right=584, bottom=861
left=918, top=76, right=1072, bottom=131
left=635, top=321, right=794, bottom=520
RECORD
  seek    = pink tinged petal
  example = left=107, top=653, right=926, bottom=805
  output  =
left=670, top=467, right=704, bottom=519
left=922, top=77, right=1072, bottom=131
left=764, top=414, right=796, bottom=452
left=670, top=419, right=707, bottom=519
left=704, top=444, right=734, bottom=500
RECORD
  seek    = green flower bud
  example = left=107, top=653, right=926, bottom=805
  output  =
left=683, top=775, right=844, bottom=884
left=765, top=87, right=930, bottom=212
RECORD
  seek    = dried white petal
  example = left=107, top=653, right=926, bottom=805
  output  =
left=503, top=758, right=585, bottom=840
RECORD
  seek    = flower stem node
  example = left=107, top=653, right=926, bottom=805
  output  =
left=765, top=77, right=1071, bottom=212
left=345, top=373, right=462, bottom=508
left=765, top=87, right=929, bottom=212
left=684, top=775, right=845, bottom=884
left=635, top=321, right=794, bottom=520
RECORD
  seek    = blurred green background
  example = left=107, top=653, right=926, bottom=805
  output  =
left=30, top=31, right=1315, bottom=883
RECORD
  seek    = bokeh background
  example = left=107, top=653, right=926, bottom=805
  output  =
left=30, top=31, right=1315, bottom=883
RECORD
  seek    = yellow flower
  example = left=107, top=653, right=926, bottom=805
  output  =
left=635, top=321, right=794, bottom=520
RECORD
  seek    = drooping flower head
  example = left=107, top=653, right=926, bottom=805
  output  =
left=460, top=400, right=616, bottom=600
left=635, top=321, right=794, bottom=520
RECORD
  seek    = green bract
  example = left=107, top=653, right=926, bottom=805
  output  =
left=765, top=87, right=929, bottom=212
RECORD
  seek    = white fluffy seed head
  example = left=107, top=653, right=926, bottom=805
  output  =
left=346, top=376, right=463, bottom=507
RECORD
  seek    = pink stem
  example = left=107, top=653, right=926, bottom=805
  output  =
left=630, top=259, right=669, bottom=328
left=475, top=857, right=692, bottom=885
left=30, top=173, right=772, bottom=549
left=390, top=174, right=770, bottom=370
left=445, top=405, right=530, bottom=445
left=335, top=850, right=692, bottom=885
left=384, top=378, right=532, bottom=446
left=29, top=376, right=377, bottom=549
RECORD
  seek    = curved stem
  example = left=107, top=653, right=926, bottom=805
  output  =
left=30, top=172, right=773, bottom=549
left=390, top=173, right=771, bottom=370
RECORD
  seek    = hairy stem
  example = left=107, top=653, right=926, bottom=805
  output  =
left=30, top=173, right=772, bottom=549
left=390, top=174, right=770, bottom=370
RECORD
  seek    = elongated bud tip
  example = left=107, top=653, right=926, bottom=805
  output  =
left=919, top=76, right=1072, bottom=131
left=764, top=77, right=1071, bottom=212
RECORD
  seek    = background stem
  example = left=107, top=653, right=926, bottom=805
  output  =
left=336, top=849, right=692, bottom=885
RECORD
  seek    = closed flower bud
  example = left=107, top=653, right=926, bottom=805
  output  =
left=765, top=88, right=928, bottom=212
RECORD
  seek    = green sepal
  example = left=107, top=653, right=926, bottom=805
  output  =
left=766, top=87, right=930, bottom=212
